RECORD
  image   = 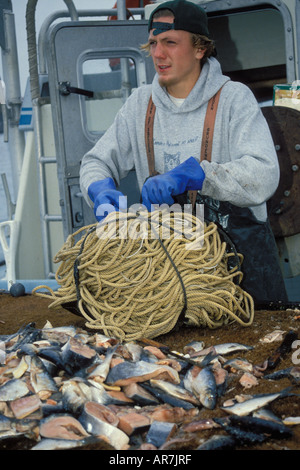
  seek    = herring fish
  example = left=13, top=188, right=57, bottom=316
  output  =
left=184, top=366, right=217, bottom=409
left=191, top=342, right=253, bottom=357
left=105, top=360, right=180, bottom=386
left=222, top=388, right=292, bottom=416
left=142, top=382, right=197, bottom=410
left=183, top=341, right=205, bottom=355
left=149, top=379, right=200, bottom=406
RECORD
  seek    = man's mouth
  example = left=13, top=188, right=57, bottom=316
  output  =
left=157, top=65, right=170, bottom=72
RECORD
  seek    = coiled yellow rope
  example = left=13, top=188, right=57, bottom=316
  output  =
left=33, top=210, right=254, bottom=341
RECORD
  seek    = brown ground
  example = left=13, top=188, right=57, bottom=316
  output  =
left=1, top=292, right=300, bottom=451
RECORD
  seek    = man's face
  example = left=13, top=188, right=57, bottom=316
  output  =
left=148, top=16, right=205, bottom=98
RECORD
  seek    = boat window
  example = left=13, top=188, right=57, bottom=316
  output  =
left=208, top=8, right=286, bottom=102
left=80, top=56, right=137, bottom=137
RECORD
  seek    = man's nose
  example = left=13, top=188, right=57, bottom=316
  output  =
left=153, top=42, right=166, bottom=58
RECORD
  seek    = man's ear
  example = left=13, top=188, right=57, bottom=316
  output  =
left=196, top=47, right=206, bottom=60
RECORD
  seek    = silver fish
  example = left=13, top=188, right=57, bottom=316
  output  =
left=197, top=434, right=236, bottom=450
left=183, top=341, right=205, bottom=355
left=222, top=388, right=292, bottom=416
left=223, top=357, right=253, bottom=373
left=252, top=407, right=283, bottom=424
left=88, top=380, right=133, bottom=406
left=105, top=360, right=180, bottom=386
left=61, top=337, right=97, bottom=372
left=149, top=379, right=200, bottom=406
left=191, top=343, right=253, bottom=357
left=123, top=342, right=143, bottom=362
left=87, top=347, right=116, bottom=382
left=0, top=414, right=39, bottom=441
left=79, top=401, right=129, bottom=450
left=41, top=325, right=77, bottom=344
left=0, top=341, right=6, bottom=365
left=31, top=435, right=111, bottom=450
left=0, top=378, right=29, bottom=401
left=29, top=356, right=58, bottom=394
left=184, top=367, right=217, bottom=409
left=61, top=379, right=93, bottom=414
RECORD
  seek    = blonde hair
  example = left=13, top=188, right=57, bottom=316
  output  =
left=141, top=8, right=216, bottom=61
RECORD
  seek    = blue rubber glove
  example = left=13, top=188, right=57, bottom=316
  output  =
left=88, top=177, right=127, bottom=221
left=141, top=157, right=205, bottom=211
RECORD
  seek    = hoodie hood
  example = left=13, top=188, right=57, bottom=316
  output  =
left=152, top=57, right=230, bottom=113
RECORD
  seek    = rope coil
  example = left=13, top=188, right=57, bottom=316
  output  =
left=33, top=210, right=254, bottom=341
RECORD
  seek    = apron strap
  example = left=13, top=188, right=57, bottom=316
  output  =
left=144, top=87, right=223, bottom=205
left=145, top=96, right=158, bottom=177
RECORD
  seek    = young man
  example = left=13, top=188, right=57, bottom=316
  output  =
left=79, top=0, right=287, bottom=304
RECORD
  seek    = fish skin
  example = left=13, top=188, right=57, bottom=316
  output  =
left=191, top=343, right=253, bottom=358
left=184, top=366, right=217, bottom=410
left=221, top=389, right=292, bottom=416
left=31, top=435, right=114, bottom=450
left=149, top=379, right=200, bottom=406
left=79, top=401, right=129, bottom=450
left=0, top=378, right=29, bottom=401
left=4, top=323, right=39, bottom=352
left=183, top=341, right=205, bottom=355
left=0, top=341, right=6, bottom=365
left=197, top=434, right=236, bottom=450
left=223, top=358, right=253, bottom=373
left=141, top=383, right=197, bottom=410
left=61, top=379, right=93, bottom=414
left=226, top=415, right=293, bottom=439
left=88, top=380, right=135, bottom=406
left=214, top=417, right=267, bottom=445
left=29, top=356, right=58, bottom=394
left=123, top=343, right=143, bottom=362
left=105, top=360, right=180, bottom=386
left=0, top=414, right=39, bottom=442
left=37, top=346, right=73, bottom=375
left=87, top=346, right=117, bottom=382
left=146, top=420, right=177, bottom=448
left=123, top=382, right=159, bottom=406
left=41, top=326, right=77, bottom=344
left=61, top=337, right=97, bottom=373
left=264, top=367, right=293, bottom=380
left=252, top=407, right=283, bottom=424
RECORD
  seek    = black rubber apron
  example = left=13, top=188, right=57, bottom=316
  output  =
left=144, top=90, right=288, bottom=305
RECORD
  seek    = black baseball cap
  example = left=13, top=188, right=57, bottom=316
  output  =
left=148, top=0, right=210, bottom=37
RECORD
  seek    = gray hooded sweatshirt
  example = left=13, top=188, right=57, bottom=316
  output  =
left=79, top=57, right=279, bottom=221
